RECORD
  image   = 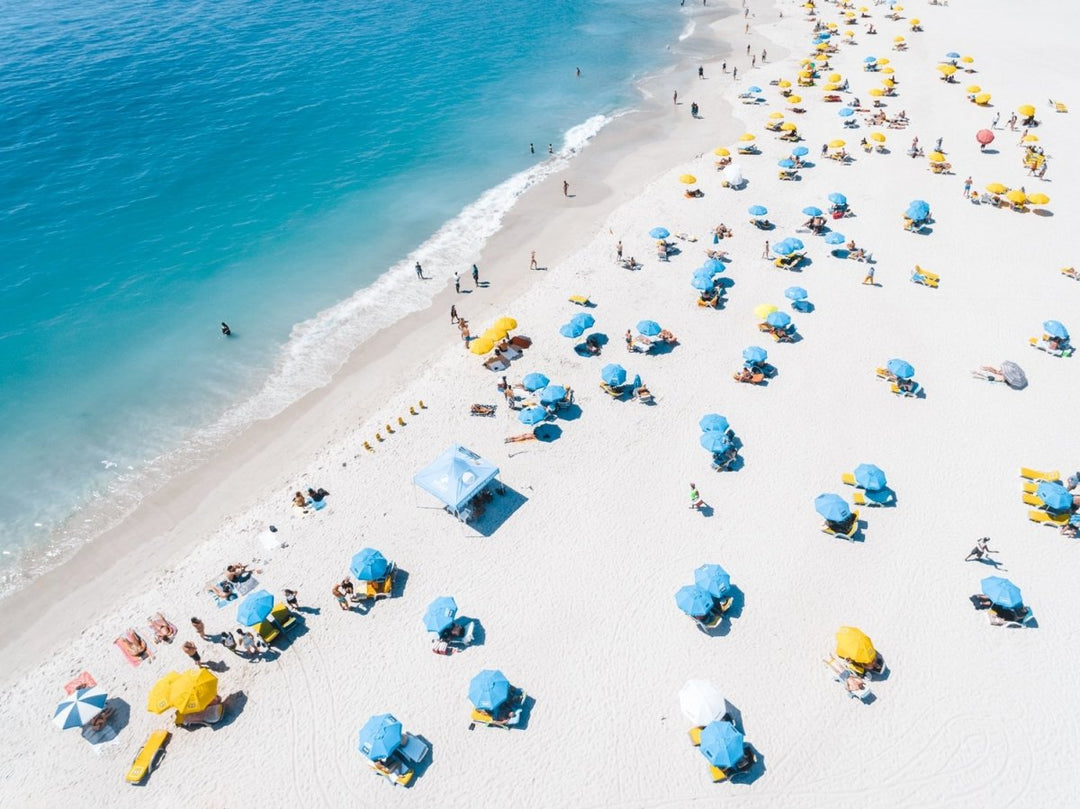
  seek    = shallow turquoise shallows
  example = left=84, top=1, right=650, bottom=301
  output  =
left=0, top=0, right=682, bottom=585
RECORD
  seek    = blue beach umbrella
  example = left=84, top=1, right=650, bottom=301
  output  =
left=350, top=548, right=389, bottom=581
left=1036, top=481, right=1072, bottom=511
left=945, top=51, right=960, bottom=59
left=522, top=372, right=549, bottom=391
left=773, top=240, right=796, bottom=256
left=854, top=463, right=888, bottom=491
left=518, top=406, right=547, bottom=425
left=675, top=585, right=715, bottom=617
left=791, top=145, right=810, bottom=157
left=559, top=321, right=585, bottom=338
left=236, top=589, right=275, bottom=627
left=699, top=432, right=733, bottom=453
left=742, top=346, right=768, bottom=363
left=649, top=227, right=670, bottom=239
left=637, top=320, right=661, bottom=336
left=778, top=158, right=797, bottom=169
left=828, top=192, right=847, bottom=205
left=601, top=364, right=627, bottom=386
left=53, top=686, right=109, bottom=730
left=907, top=200, right=930, bottom=220
left=468, top=669, right=511, bottom=711
left=539, top=385, right=567, bottom=406
left=422, top=596, right=458, bottom=633
left=747, top=86, right=762, bottom=93
left=358, top=713, right=403, bottom=761
left=701, top=258, right=726, bottom=273
left=785, top=237, right=805, bottom=251
left=784, top=286, right=808, bottom=301
left=766, top=311, right=792, bottom=328
left=838, top=107, right=855, bottom=117
left=699, top=721, right=745, bottom=769
left=571, top=312, right=595, bottom=330
left=802, top=206, right=823, bottom=217
left=1042, top=320, right=1069, bottom=340
left=692, top=275, right=715, bottom=291
left=981, top=576, right=1023, bottom=610
left=699, top=413, right=730, bottom=433
left=748, top=205, right=768, bottom=216
left=815, top=493, right=851, bottom=522
left=824, top=232, right=845, bottom=245
left=886, top=358, right=915, bottom=379
left=694, top=564, right=731, bottom=598
left=864, top=55, right=877, bottom=64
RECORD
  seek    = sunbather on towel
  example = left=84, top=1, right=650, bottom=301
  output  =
left=148, top=613, right=176, bottom=643
left=118, top=630, right=147, bottom=659
left=87, top=707, right=114, bottom=731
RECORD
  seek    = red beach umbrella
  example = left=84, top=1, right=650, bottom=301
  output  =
left=975, top=129, right=995, bottom=145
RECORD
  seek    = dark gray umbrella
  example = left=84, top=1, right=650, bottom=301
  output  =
left=1000, top=361, right=1027, bottom=390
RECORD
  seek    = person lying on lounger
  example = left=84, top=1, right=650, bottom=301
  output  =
left=824, top=514, right=856, bottom=534
left=896, top=378, right=916, bottom=393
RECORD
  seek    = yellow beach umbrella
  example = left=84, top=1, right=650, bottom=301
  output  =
left=828, top=73, right=842, bottom=83
left=482, top=328, right=507, bottom=343
left=816, top=42, right=830, bottom=51
left=1021, top=134, right=1039, bottom=143
left=876, top=58, right=890, bottom=65
left=844, top=30, right=855, bottom=38
left=975, top=93, right=991, bottom=105
left=870, top=132, right=886, bottom=143
left=909, top=17, right=920, bottom=25
left=823, top=83, right=840, bottom=91
left=799, top=58, right=811, bottom=66
left=778, top=79, right=792, bottom=88
left=961, top=56, right=974, bottom=64
left=1006, top=189, right=1027, bottom=205
left=835, top=627, right=876, bottom=665
left=679, top=174, right=697, bottom=184
left=881, top=78, right=895, bottom=87
left=985, top=182, right=1007, bottom=194
left=469, top=337, right=495, bottom=355
left=494, top=316, right=517, bottom=332
left=927, top=151, right=946, bottom=163
left=787, top=95, right=802, bottom=104
left=966, top=85, right=981, bottom=94
left=738, top=133, right=756, bottom=142
left=713, top=147, right=731, bottom=157
left=828, top=139, right=846, bottom=148
left=894, top=4, right=904, bottom=10
left=893, top=35, right=905, bottom=43
left=827, top=21, right=837, bottom=28
left=1018, top=104, right=1035, bottom=117
left=170, top=669, right=219, bottom=714
left=1027, top=193, right=1050, bottom=205
left=868, top=88, right=884, bottom=97
left=937, top=64, right=956, bottom=76
left=858, top=5, right=868, bottom=11
left=768, top=111, right=785, bottom=119
left=780, top=122, right=798, bottom=131
left=148, top=672, right=182, bottom=714
left=753, top=304, right=778, bottom=320
left=881, top=67, right=895, bottom=75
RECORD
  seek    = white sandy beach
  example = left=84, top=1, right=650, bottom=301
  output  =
left=2, top=1, right=1079, bottom=806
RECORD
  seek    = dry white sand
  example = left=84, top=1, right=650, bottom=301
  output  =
left=2, top=1, right=1079, bottom=807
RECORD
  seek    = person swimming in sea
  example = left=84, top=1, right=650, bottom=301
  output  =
left=221, top=322, right=232, bottom=336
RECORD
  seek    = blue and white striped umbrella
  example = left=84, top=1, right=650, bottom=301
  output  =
left=53, top=687, right=108, bottom=730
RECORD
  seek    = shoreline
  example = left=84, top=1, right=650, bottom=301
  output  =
left=0, top=0, right=748, bottom=687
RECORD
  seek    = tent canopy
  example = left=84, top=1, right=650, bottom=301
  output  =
left=413, top=445, right=500, bottom=513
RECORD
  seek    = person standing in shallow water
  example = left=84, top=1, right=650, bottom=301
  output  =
left=220, top=322, right=231, bottom=336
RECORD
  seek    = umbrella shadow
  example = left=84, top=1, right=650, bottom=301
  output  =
left=471, top=486, right=529, bottom=537
left=515, top=695, right=538, bottom=730
left=792, top=301, right=815, bottom=313
left=203, top=659, right=231, bottom=673
left=268, top=619, right=310, bottom=651
left=554, top=404, right=583, bottom=422
left=650, top=340, right=678, bottom=355
left=1033, top=209, right=1053, bottom=217
left=731, top=745, right=767, bottom=785
left=981, top=148, right=1000, bottom=155
left=81, top=697, right=131, bottom=745
left=216, top=691, right=249, bottom=729
left=390, top=568, right=410, bottom=599
left=409, top=736, right=435, bottom=782
left=534, top=423, right=562, bottom=442
left=453, top=617, right=485, bottom=649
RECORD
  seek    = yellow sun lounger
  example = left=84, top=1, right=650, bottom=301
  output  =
left=841, top=472, right=856, bottom=486
left=569, top=294, right=591, bottom=306
left=1022, top=481, right=1039, bottom=494
left=1029, top=510, right=1070, bottom=526
left=689, top=726, right=704, bottom=746
left=1021, top=493, right=1044, bottom=508
left=471, top=708, right=511, bottom=729
left=1020, top=467, right=1059, bottom=482
left=125, top=730, right=171, bottom=785
left=1054, top=101, right=1068, bottom=113
left=852, top=491, right=867, bottom=507
left=711, top=765, right=731, bottom=782
left=367, top=757, right=414, bottom=786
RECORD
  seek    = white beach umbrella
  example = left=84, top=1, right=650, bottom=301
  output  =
left=722, top=164, right=745, bottom=188
left=678, top=680, right=727, bottom=725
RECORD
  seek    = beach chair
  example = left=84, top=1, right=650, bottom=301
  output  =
left=823, top=656, right=873, bottom=701
left=175, top=701, right=224, bottom=727
left=822, top=511, right=859, bottom=539
left=397, top=732, right=430, bottom=766
left=270, top=603, right=297, bottom=631
left=852, top=491, right=867, bottom=507
left=689, top=726, right=704, bottom=746
left=125, top=730, right=171, bottom=784
left=990, top=606, right=1036, bottom=628
left=696, top=610, right=725, bottom=632
left=1022, top=481, right=1039, bottom=494
left=365, top=568, right=395, bottom=600
left=509, top=335, right=532, bottom=350
left=911, top=266, right=939, bottom=288
left=368, top=757, right=414, bottom=787
left=1061, top=268, right=1080, bottom=281
left=1028, top=510, right=1070, bottom=527
left=1021, top=492, right=1045, bottom=508
left=1020, top=467, right=1060, bottom=482
left=254, top=620, right=280, bottom=644
left=471, top=708, right=510, bottom=728
left=568, top=294, right=591, bottom=306
left=841, top=472, right=856, bottom=486
left=890, top=382, right=920, bottom=398
left=483, top=355, right=510, bottom=372
left=600, top=382, right=625, bottom=399
left=874, top=367, right=893, bottom=381
left=1054, top=101, right=1068, bottom=113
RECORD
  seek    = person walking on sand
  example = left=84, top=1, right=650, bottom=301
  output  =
left=751, top=55, right=756, bottom=67
left=698, top=66, right=704, bottom=79
left=454, top=270, right=460, bottom=293
left=190, top=617, right=206, bottom=639
left=616, top=240, right=623, bottom=262
left=862, top=266, right=875, bottom=286
left=563, top=180, right=569, bottom=197
left=689, top=483, right=706, bottom=510
left=472, top=264, right=479, bottom=286
left=530, top=250, right=538, bottom=270
left=182, top=641, right=203, bottom=667
left=762, top=49, right=767, bottom=62
left=673, top=89, right=678, bottom=105
left=991, top=112, right=1000, bottom=129
left=733, top=66, right=738, bottom=79
left=963, top=176, right=972, bottom=198
left=762, top=240, right=770, bottom=258
left=965, top=537, right=993, bottom=561
left=415, top=261, right=423, bottom=279
left=450, top=304, right=458, bottom=324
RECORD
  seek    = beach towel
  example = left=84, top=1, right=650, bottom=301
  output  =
left=64, top=671, right=97, bottom=695
left=209, top=576, right=259, bottom=608
left=147, top=615, right=178, bottom=644
left=81, top=721, right=119, bottom=748
left=114, top=632, right=153, bottom=667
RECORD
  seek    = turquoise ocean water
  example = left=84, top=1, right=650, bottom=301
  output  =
left=0, top=0, right=687, bottom=590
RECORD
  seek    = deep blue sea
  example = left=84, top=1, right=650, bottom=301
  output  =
left=0, top=0, right=685, bottom=589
